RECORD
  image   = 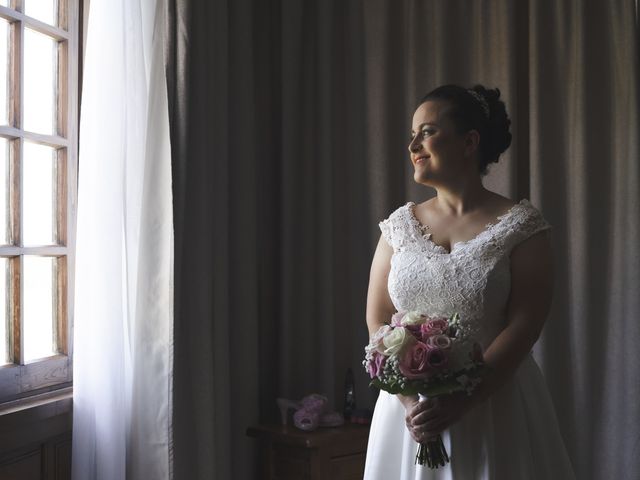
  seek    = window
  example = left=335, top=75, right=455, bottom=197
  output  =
left=0, top=0, right=78, bottom=403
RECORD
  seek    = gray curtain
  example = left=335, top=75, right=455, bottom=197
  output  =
left=165, top=0, right=640, bottom=479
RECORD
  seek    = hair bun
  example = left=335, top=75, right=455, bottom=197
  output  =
left=468, top=85, right=512, bottom=169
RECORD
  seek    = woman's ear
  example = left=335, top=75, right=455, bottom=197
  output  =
left=463, top=129, right=481, bottom=158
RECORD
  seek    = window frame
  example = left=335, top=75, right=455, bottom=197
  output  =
left=0, top=0, right=78, bottom=404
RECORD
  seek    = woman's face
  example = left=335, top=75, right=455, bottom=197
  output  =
left=408, top=100, right=479, bottom=186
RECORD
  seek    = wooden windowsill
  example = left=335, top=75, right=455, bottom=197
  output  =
left=0, top=387, right=73, bottom=457
left=0, top=387, right=73, bottom=454
left=0, top=387, right=73, bottom=421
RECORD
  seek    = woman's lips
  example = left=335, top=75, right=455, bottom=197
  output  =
left=415, top=157, right=428, bottom=165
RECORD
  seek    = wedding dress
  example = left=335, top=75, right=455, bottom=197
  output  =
left=363, top=199, right=576, bottom=480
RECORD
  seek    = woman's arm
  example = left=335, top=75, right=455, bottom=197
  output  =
left=366, top=234, right=395, bottom=335
left=467, top=228, right=555, bottom=409
left=366, top=234, right=418, bottom=411
left=410, top=228, right=555, bottom=438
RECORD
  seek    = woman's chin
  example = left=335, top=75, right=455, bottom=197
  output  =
left=414, top=170, right=430, bottom=180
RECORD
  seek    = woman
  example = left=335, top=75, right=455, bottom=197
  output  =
left=363, top=84, right=576, bottom=479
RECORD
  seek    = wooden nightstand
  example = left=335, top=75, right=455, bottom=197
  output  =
left=246, top=423, right=370, bottom=480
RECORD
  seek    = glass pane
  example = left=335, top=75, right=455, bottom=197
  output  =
left=23, top=142, right=56, bottom=245
left=0, top=1, right=7, bottom=7
left=24, top=28, right=57, bottom=135
left=0, top=18, right=8, bottom=126
left=23, top=256, right=56, bottom=361
left=0, top=258, right=7, bottom=364
left=25, top=0, right=58, bottom=26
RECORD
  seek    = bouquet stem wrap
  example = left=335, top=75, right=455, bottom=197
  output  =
left=415, top=393, right=450, bottom=467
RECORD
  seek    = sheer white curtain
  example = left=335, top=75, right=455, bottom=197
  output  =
left=72, top=0, right=173, bottom=478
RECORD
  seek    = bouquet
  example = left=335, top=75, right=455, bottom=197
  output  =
left=363, top=311, right=490, bottom=468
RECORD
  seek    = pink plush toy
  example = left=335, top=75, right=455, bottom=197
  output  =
left=277, top=394, right=344, bottom=431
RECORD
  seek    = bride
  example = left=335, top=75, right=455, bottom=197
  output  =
left=363, top=84, right=576, bottom=479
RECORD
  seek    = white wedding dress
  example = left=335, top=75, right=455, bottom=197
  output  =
left=363, top=199, right=576, bottom=480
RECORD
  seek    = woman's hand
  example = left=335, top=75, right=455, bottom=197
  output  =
left=398, top=394, right=425, bottom=444
left=405, top=391, right=473, bottom=442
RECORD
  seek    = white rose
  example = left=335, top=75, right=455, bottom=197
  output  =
left=400, top=311, right=427, bottom=326
left=382, top=327, right=414, bottom=356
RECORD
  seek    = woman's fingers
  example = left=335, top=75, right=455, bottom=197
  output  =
left=406, top=420, right=443, bottom=442
left=412, top=404, right=438, bottom=425
left=406, top=396, right=449, bottom=438
left=420, top=422, right=444, bottom=439
left=412, top=425, right=441, bottom=442
left=423, top=432, right=442, bottom=442
left=411, top=400, right=440, bottom=426
left=405, top=422, right=421, bottom=443
left=421, top=416, right=445, bottom=433
left=405, top=397, right=462, bottom=440
left=408, top=400, right=427, bottom=417
left=408, top=396, right=437, bottom=419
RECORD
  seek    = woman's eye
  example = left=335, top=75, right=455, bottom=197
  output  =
left=410, top=129, right=433, bottom=141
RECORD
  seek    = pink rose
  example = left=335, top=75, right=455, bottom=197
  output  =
left=420, top=318, right=449, bottom=339
left=398, top=341, right=433, bottom=380
left=404, top=323, right=423, bottom=340
left=366, top=351, right=387, bottom=379
left=426, top=334, right=452, bottom=350
left=425, top=346, right=449, bottom=370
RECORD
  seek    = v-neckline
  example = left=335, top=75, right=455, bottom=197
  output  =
left=406, top=199, right=528, bottom=255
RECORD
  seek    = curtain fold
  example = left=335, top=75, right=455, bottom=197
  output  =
left=72, top=0, right=173, bottom=478
left=528, top=1, right=640, bottom=478
left=166, top=0, right=639, bottom=478
left=167, top=1, right=371, bottom=478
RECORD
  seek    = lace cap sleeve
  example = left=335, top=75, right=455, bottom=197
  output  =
left=500, top=201, right=553, bottom=253
left=378, top=217, right=394, bottom=248
left=378, top=203, right=413, bottom=251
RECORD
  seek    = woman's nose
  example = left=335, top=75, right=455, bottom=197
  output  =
left=408, top=138, right=422, bottom=153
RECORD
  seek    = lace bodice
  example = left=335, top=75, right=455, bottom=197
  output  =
left=378, top=199, right=552, bottom=349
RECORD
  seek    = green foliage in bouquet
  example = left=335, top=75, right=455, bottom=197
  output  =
left=370, top=363, right=491, bottom=396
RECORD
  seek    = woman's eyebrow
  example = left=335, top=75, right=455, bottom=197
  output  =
left=411, top=122, right=439, bottom=133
